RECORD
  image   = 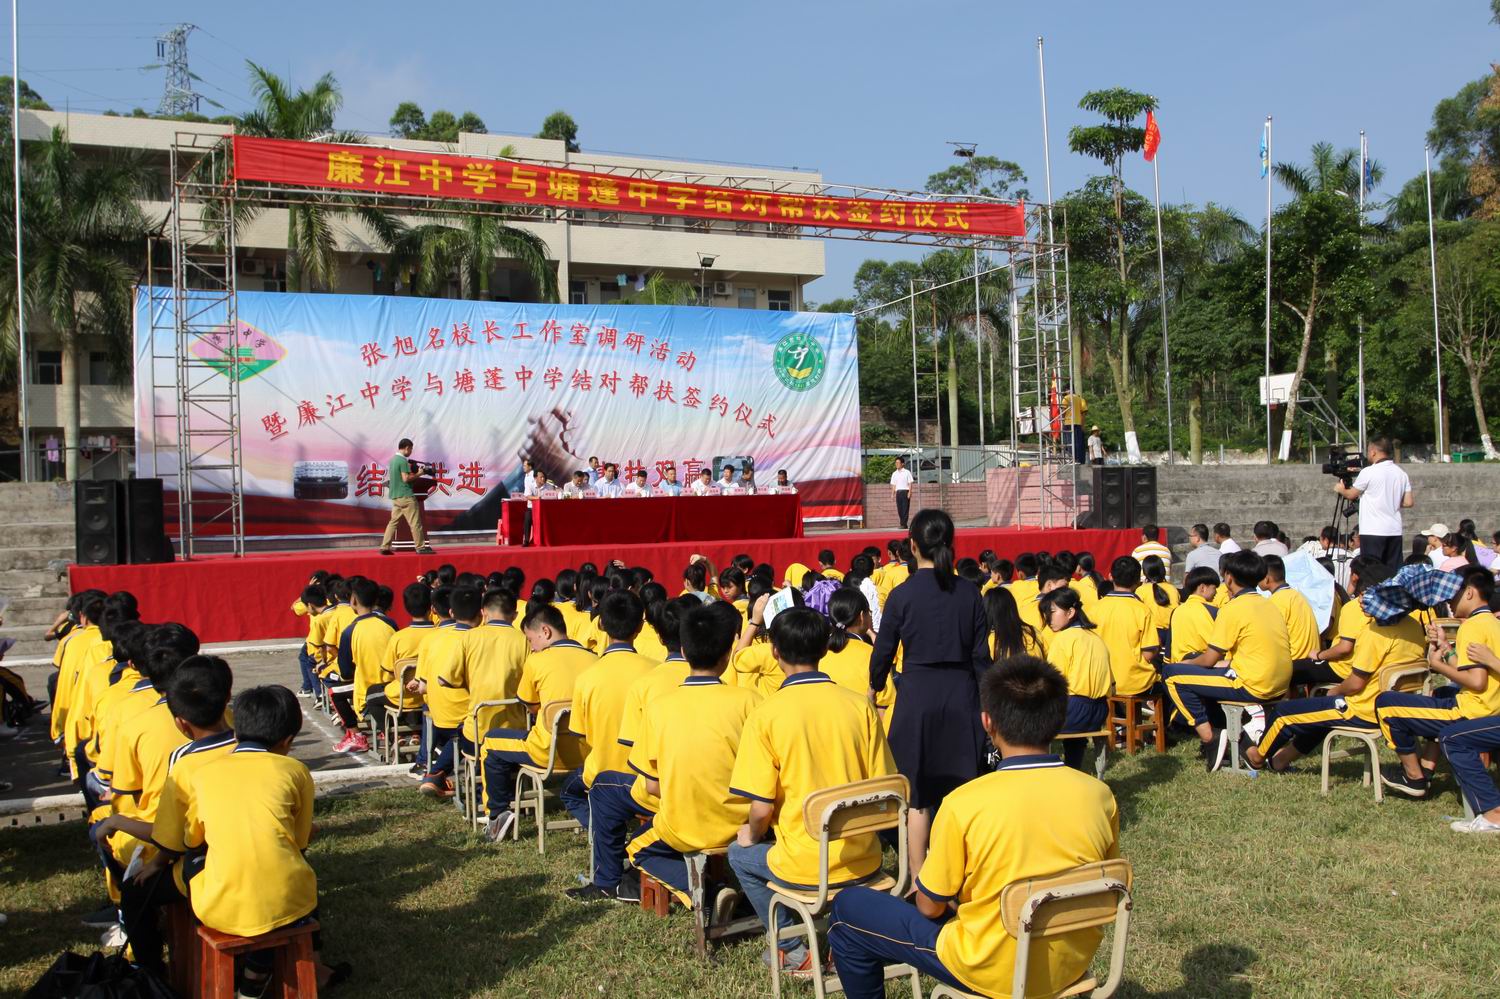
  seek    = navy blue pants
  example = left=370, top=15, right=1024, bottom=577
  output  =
left=1060, top=696, right=1108, bottom=771
left=559, top=770, right=589, bottom=831
left=1258, top=696, right=1374, bottom=758
left=1162, top=663, right=1263, bottom=729
left=297, top=648, right=317, bottom=694
left=428, top=733, right=473, bottom=779
left=482, top=726, right=534, bottom=818
left=628, top=819, right=689, bottom=894
left=1440, top=716, right=1500, bottom=815
left=587, top=770, right=648, bottom=889
left=1376, top=687, right=1463, bottom=755
left=828, top=887, right=967, bottom=999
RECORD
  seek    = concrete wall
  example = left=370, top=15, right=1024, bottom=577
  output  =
left=862, top=481, right=988, bottom=530
left=1152, top=464, right=1500, bottom=549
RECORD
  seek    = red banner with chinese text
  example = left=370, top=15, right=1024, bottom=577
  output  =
left=231, top=135, right=1027, bottom=239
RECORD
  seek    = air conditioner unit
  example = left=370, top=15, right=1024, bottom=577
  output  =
left=238, top=258, right=263, bottom=276
left=712, top=281, right=733, bottom=297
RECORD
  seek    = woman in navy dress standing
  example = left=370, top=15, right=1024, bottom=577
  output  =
left=870, top=508, right=992, bottom=876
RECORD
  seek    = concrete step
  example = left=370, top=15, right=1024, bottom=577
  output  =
left=0, top=482, right=76, bottom=523
left=2, top=623, right=56, bottom=661
left=0, top=522, right=74, bottom=549
left=0, top=546, right=73, bottom=573
left=0, top=569, right=70, bottom=599
left=0, top=594, right=68, bottom=628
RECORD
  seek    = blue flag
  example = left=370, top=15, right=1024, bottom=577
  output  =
left=1362, top=150, right=1374, bottom=192
left=1260, top=125, right=1269, bottom=179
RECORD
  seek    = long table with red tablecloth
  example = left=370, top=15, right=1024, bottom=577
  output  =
left=498, top=493, right=803, bottom=547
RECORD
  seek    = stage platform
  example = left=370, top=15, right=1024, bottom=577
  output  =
left=69, top=527, right=1139, bottom=645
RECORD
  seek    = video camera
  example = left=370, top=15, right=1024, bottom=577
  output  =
left=1321, top=446, right=1366, bottom=486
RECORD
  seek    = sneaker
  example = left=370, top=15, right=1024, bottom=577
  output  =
left=80, top=904, right=117, bottom=928
left=347, top=731, right=370, bottom=753
left=296, top=689, right=314, bottom=698
left=1380, top=766, right=1431, bottom=798
left=1205, top=728, right=1229, bottom=773
left=419, top=778, right=453, bottom=799
left=378, top=549, right=393, bottom=556
left=408, top=762, right=426, bottom=780
left=711, top=886, right=740, bottom=926
left=1238, top=731, right=1261, bottom=771
left=332, top=732, right=355, bottom=753
left=613, top=869, right=642, bottom=904
left=762, top=946, right=815, bottom=979
left=235, top=970, right=273, bottom=999
left=99, top=923, right=127, bottom=948
left=563, top=884, right=615, bottom=903
left=484, top=810, right=516, bottom=843
left=416, top=546, right=435, bottom=555
left=1450, top=814, right=1500, bottom=834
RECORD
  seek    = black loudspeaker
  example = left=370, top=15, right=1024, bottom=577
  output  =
left=75, top=480, right=125, bottom=565
left=125, top=478, right=173, bottom=564
left=1127, top=466, right=1158, bottom=528
left=1091, top=466, right=1130, bottom=530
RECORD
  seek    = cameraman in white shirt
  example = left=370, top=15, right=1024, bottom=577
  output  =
left=1334, top=436, right=1413, bottom=569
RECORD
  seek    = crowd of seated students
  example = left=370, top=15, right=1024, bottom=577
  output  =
left=22, top=512, right=1500, bottom=994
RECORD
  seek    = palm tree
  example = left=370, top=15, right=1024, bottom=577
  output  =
left=916, top=248, right=1008, bottom=448
left=235, top=63, right=403, bottom=292
left=384, top=141, right=557, bottom=302
left=0, top=126, right=156, bottom=479
left=615, top=270, right=696, bottom=305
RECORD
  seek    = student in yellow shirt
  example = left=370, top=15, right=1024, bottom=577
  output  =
left=184, top=685, right=348, bottom=994
left=1137, top=555, right=1179, bottom=651
left=1009, top=554, right=1040, bottom=610
left=96, top=654, right=233, bottom=976
left=1162, top=551, right=1293, bottom=771
left=1039, top=588, right=1113, bottom=770
left=1259, top=555, right=1320, bottom=665
left=1243, top=606, right=1425, bottom=774
left=480, top=603, right=597, bottom=842
left=621, top=604, right=762, bottom=902
left=717, top=567, right=750, bottom=631
left=820, top=589, right=876, bottom=695
left=81, top=619, right=150, bottom=807
left=1012, top=565, right=1068, bottom=657
left=985, top=586, right=1043, bottom=662
left=52, top=593, right=106, bottom=770
left=577, top=594, right=694, bottom=903
left=1292, top=557, right=1391, bottom=687
left=727, top=606, right=896, bottom=976
left=1169, top=567, right=1221, bottom=663
left=329, top=579, right=394, bottom=755
left=294, top=580, right=327, bottom=696
left=363, top=583, right=435, bottom=746
left=828, top=656, right=1119, bottom=999
left=416, top=586, right=481, bottom=797
left=1376, top=568, right=1500, bottom=799
left=817, top=549, right=845, bottom=582
left=1090, top=557, right=1160, bottom=696
left=68, top=599, right=140, bottom=805
left=314, top=579, right=358, bottom=688
left=1439, top=596, right=1500, bottom=832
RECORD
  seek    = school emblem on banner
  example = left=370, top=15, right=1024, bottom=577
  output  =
left=192, top=320, right=286, bottom=381
left=772, top=332, right=826, bottom=392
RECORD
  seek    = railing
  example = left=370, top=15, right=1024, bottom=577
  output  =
left=0, top=444, right=136, bottom=484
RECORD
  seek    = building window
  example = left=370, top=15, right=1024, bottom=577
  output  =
left=767, top=289, right=792, bottom=312
left=88, top=351, right=112, bottom=385
left=569, top=280, right=588, bottom=305
left=737, top=287, right=757, bottom=310
left=34, top=349, right=62, bottom=385
left=598, top=284, right=621, bottom=303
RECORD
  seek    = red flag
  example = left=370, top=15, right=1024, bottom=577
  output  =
left=1143, top=110, right=1161, bottom=162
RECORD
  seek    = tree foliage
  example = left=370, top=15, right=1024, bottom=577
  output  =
left=538, top=111, right=580, bottom=152
left=388, top=102, right=487, bottom=142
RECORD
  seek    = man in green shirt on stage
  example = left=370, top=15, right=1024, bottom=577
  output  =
left=380, top=438, right=434, bottom=555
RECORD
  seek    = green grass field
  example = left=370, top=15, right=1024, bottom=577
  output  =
left=3, top=741, right=1498, bottom=998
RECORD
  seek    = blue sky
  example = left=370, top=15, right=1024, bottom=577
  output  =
left=15, top=2, right=1498, bottom=301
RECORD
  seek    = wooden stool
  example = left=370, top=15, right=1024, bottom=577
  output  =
left=197, top=920, right=320, bottom=999
left=1107, top=693, right=1167, bottom=754
left=638, top=869, right=672, bottom=917
left=164, top=901, right=199, bottom=997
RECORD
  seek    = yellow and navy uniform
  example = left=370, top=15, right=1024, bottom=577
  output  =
left=557, top=602, right=592, bottom=644
left=316, top=603, right=358, bottom=677
left=821, top=568, right=846, bottom=582
left=380, top=621, right=436, bottom=710
left=450, top=620, right=530, bottom=740
left=66, top=639, right=117, bottom=767
left=634, top=624, right=669, bottom=663
left=1207, top=590, right=1292, bottom=700
left=726, top=641, right=786, bottom=698
left=1169, top=595, right=1218, bottom=663
left=1047, top=625, right=1113, bottom=700
left=1329, top=598, right=1374, bottom=679
left=1091, top=592, right=1159, bottom=696
left=626, top=675, right=762, bottom=881
left=339, top=613, right=396, bottom=713
left=1376, top=609, right=1500, bottom=750
left=876, top=563, right=909, bottom=609
left=106, top=696, right=190, bottom=867
left=301, top=604, right=326, bottom=659
left=1015, top=591, right=1053, bottom=656
left=728, top=671, right=896, bottom=887
left=1212, top=583, right=1230, bottom=608
left=570, top=642, right=659, bottom=788
left=183, top=744, right=317, bottom=937
left=93, top=677, right=159, bottom=790
left=484, top=639, right=597, bottom=769
left=1009, top=576, right=1039, bottom=612
left=616, top=656, right=692, bottom=812
left=1075, top=577, right=1103, bottom=617
left=1259, top=616, right=1426, bottom=760
left=1136, top=582, right=1179, bottom=634
left=51, top=624, right=101, bottom=748
left=1266, top=585, right=1320, bottom=661
left=418, top=622, right=472, bottom=731
left=149, top=729, right=236, bottom=894
left=86, top=663, right=142, bottom=768
left=912, top=754, right=1119, bottom=998
left=821, top=634, right=874, bottom=696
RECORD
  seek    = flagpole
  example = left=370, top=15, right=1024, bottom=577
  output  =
left=1263, top=116, right=1274, bottom=464
left=1356, top=130, right=1367, bottom=452
left=1150, top=139, right=1173, bottom=465
left=1425, top=144, right=1445, bottom=460
left=11, top=0, right=28, bottom=483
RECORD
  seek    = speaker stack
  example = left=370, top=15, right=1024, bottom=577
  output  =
left=74, top=479, right=174, bottom=566
left=1086, top=465, right=1157, bottom=530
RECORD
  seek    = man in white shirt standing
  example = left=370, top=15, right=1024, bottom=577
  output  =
left=596, top=463, right=624, bottom=498
left=1334, top=436, right=1413, bottom=569
left=1086, top=425, right=1107, bottom=465
left=889, top=455, right=915, bottom=529
left=659, top=464, right=683, bottom=496
left=586, top=456, right=602, bottom=485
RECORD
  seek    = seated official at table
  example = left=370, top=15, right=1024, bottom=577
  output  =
left=597, top=463, right=624, bottom=498
left=659, top=465, right=683, bottom=496
left=774, top=469, right=794, bottom=492
left=717, top=465, right=738, bottom=493
left=563, top=471, right=590, bottom=498
left=692, top=469, right=716, bottom=496
left=625, top=470, right=651, bottom=497
left=739, top=467, right=757, bottom=494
